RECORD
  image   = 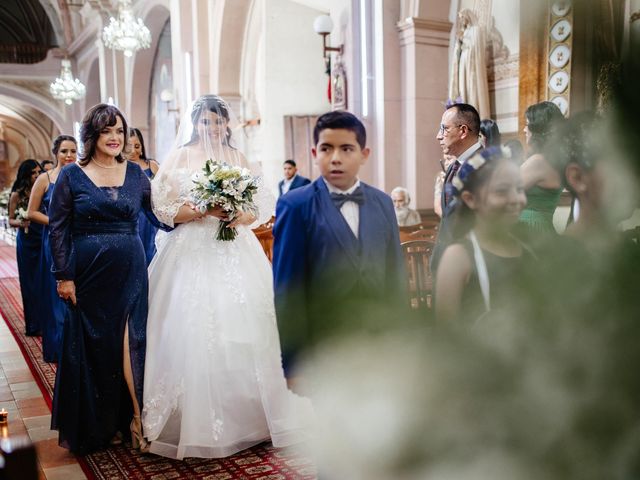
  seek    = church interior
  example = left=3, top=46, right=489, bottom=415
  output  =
left=0, top=0, right=639, bottom=478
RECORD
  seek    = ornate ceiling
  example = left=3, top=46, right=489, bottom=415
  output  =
left=0, top=0, right=57, bottom=63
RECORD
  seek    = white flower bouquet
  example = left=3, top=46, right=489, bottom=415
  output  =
left=15, top=206, right=29, bottom=234
left=0, top=188, right=11, bottom=214
left=190, top=159, right=259, bottom=241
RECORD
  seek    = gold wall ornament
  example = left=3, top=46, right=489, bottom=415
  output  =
left=547, top=0, right=573, bottom=116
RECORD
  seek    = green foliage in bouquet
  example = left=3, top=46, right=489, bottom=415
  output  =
left=191, top=159, right=259, bottom=241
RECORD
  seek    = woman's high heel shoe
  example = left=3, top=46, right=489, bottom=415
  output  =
left=130, top=415, right=149, bottom=452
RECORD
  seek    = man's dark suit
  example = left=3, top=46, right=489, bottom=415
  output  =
left=272, top=178, right=406, bottom=365
left=430, top=142, right=483, bottom=274
left=278, top=174, right=311, bottom=197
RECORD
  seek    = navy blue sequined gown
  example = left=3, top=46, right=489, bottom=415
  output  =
left=39, top=181, right=67, bottom=362
left=16, top=199, right=43, bottom=336
left=137, top=166, right=158, bottom=265
left=48, top=162, right=156, bottom=454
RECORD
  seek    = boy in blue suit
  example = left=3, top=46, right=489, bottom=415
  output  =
left=272, top=111, right=406, bottom=368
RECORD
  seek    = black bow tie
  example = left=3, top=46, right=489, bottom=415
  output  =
left=330, top=187, right=365, bottom=209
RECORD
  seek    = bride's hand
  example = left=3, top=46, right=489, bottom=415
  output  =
left=228, top=210, right=257, bottom=228
left=205, top=204, right=230, bottom=221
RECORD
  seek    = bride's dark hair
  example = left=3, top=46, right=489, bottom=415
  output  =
left=185, top=95, right=234, bottom=147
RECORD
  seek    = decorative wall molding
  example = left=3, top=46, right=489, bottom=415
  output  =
left=488, top=54, right=519, bottom=84
left=397, top=17, right=452, bottom=47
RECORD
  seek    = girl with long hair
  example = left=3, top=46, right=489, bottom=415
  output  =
left=27, top=135, right=77, bottom=362
left=9, top=159, right=43, bottom=335
left=435, top=147, right=533, bottom=322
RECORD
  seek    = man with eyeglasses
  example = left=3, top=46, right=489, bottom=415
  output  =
left=431, top=103, right=483, bottom=274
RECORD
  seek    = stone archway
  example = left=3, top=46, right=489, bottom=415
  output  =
left=214, top=0, right=253, bottom=99
left=0, top=93, right=58, bottom=187
left=0, top=83, right=66, bottom=133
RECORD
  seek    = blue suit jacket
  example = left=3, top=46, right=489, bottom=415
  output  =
left=272, top=178, right=406, bottom=360
left=278, top=174, right=311, bottom=197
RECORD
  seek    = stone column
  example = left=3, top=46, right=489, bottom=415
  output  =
left=397, top=16, right=451, bottom=210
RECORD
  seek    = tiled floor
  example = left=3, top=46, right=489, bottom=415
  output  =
left=0, top=319, right=86, bottom=479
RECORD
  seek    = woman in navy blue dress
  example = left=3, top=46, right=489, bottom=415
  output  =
left=27, top=135, right=77, bottom=362
left=9, top=159, right=43, bottom=336
left=128, top=128, right=159, bottom=265
left=49, top=104, right=159, bottom=454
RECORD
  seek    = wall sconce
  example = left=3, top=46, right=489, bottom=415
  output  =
left=313, top=15, right=343, bottom=57
left=160, top=88, right=179, bottom=113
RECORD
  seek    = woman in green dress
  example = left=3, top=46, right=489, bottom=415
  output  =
left=519, top=101, right=565, bottom=239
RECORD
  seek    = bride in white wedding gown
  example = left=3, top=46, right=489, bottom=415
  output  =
left=142, top=95, right=312, bottom=460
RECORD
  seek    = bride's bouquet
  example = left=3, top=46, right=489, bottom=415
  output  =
left=190, top=159, right=259, bottom=241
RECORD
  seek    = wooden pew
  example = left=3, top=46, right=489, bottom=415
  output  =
left=255, top=216, right=436, bottom=311
left=401, top=239, right=435, bottom=310
left=398, top=219, right=439, bottom=244
left=252, top=216, right=275, bottom=262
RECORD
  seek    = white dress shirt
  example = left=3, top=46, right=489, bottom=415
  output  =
left=281, top=174, right=297, bottom=195
left=323, top=178, right=361, bottom=238
left=457, top=141, right=483, bottom=165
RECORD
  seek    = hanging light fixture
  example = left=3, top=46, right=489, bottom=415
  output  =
left=50, top=59, right=86, bottom=105
left=102, top=0, right=151, bottom=57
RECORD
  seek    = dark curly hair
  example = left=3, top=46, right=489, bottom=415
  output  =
left=525, top=101, right=564, bottom=154
left=11, top=159, right=41, bottom=199
left=129, top=128, right=148, bottom=161
left=480, top=119, right=501, bottom=147
left=78, top=104, right=129, bottom=166
left=546, top=112, right=600, bottom=195
left=51, top=135, right=77, bottom=157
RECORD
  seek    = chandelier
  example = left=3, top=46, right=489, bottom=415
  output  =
left=50, top=59, right=86, bottom=105
left=102, top=0, right=151, bottom=57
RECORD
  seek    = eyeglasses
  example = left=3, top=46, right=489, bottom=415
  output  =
left=438, top=124, right=465, bottom=135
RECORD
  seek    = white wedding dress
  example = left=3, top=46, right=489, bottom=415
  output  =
left=142, top=163, right=313, bottom=460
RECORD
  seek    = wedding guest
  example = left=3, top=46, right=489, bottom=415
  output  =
left=41, top=160, right=55, bottom=171
left=27, top=135, right=77, bottom=362
left=9, top=159, right=43, bottom=336
left=431, top=103, right=483, bottom=273
left=278, top=159, right=311, bottom=197
left=128, top=128, right=159, bottom=265
left=479, top=118, right=501, bottom=148
left=391, top=186, right=421, bottom=226
left=49, top=104, right=162, bottom=454
left=434, top=154, right=456, bottom=218
left=504, top=139, right=525, bottom=164
left=273, top=111, right=406, bottom=369
left=435, top=147, right=532, bottom=322
left=519, top=101, right=565, bottom=240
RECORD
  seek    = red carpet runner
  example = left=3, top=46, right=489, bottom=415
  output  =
left=0, top=240, right=316, bottom=479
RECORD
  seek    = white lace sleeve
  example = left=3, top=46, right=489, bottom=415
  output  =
left=247, top=180, right=276, bottom=228
left=151, top=147, right=197, bottom=228
left=151, top=172, right=183, bottom=228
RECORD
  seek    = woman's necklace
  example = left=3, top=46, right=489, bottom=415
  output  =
left=92, top=157, right=119, bottom=169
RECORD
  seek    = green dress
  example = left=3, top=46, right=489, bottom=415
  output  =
left=519, top=185, right=562, bottom=236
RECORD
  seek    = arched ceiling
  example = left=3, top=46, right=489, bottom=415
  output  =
left=0, top=0, right=57, bottom=63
